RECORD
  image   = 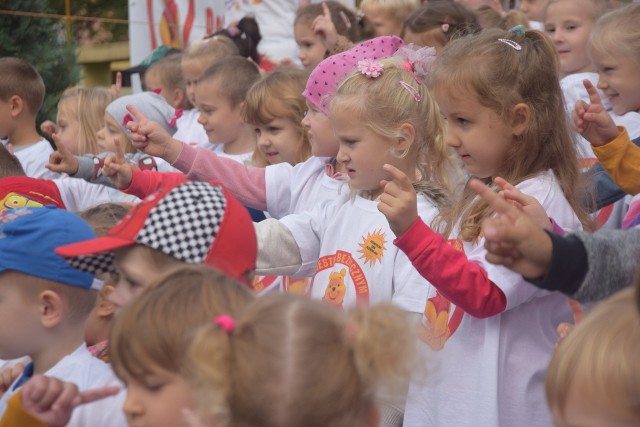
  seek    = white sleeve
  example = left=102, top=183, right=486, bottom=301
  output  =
left=54, top=178, right=139, bottom=212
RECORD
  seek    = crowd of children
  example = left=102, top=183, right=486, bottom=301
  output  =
left=0, top=0, right=640, bottom=426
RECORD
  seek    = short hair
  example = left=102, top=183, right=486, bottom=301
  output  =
left=197, top=56, right=260, bottom=107
left=546, top=286, right=640, bottom=423
left=79, top=203, right=129, bottom=237
left=183, top=35, right=239, bottom=68
left=10, top=271, right=98, bottom=324
left=189, top=294, right=415, bottom=426
left=243, top=69, right=311, bottom=167
left=110, top=265, right=253, bottom=381
left=0, top=144, right=26, bottom=178
left=0, top=57, right=45, bottom=115
left=403, top=1, right=480, bottom=44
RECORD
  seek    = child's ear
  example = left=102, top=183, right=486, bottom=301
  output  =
left=397, top=123, right=416, bottom=153
left=9, top=95, right=24, bottom=118
left=172, top=89, right=186, bottom=109
left=39, top=290, right=64, bottom=329
left=510, top=103, right=531, bottom=137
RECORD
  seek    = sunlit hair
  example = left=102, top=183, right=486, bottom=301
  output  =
left=589, top=3, right=640, bottom=66
left=360, top=0, right=420, bottom=28
left=430, top=28, right=591, bottom=241
left=0, top=57, right=45, bottom=115
left=330, top=56, right=456, bottom=205
left=146, top=52, right=191, bottom=110
left=403, top=1, right=480, bottom=44
left=295, top=1, right=363, bottom=43
left=546, top=286, right=640, bottom=424
left=58, top=86, right=115, bottom=155
left=184, top=35, right=239, bottom=65
left=110, top=265, right=253, bottom=382
left=243, top=69, right=311, bottom=167
left=189, top=293, right=415, bottom=427
left=198, top=56, right=260, bottom=107
left=547, top=0, right=615, bottom=24
left=79, top=203, right=129, bottom=237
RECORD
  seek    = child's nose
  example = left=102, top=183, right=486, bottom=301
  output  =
left=123, top=391, right=143, bottom=417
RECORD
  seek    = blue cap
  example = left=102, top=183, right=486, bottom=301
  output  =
left=0, top=207, right=98, bottom=289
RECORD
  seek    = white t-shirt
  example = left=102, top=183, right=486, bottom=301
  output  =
left=279, top=193, right=438, bottom=312
left=403, top=171, right=580, bottom=427
left=174, top=109, right=221, bottom=152
left=217, top=149, right=253, bottom=165
left=0, top=344, right=126, bottom=427
left=7, top=139, right=60, bottom=179
left=52, top=177, right=139, bottom=212
left=265, top=156, right=349, bottom=218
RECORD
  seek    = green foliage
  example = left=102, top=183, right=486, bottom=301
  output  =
left=0, top=0, right=80, bottom=128
left=49, top=0, right=129, bottom=42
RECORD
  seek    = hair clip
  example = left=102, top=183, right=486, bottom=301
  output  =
left=169, top=109, right=183, bottom=128
left=214, top=314, right=235, bottom=334
left=508, top=24, right=526, bottom=37
left=152, top=87, right=162, bottom=95
left=442, top=16, right=450, bottom=33
left=357, top=59, right=384, bottom=78
left=400, top=81, right=421, bottom=102
left=122, top=113, right=134, bottom=127
left=498, top=38, right=522, bottom=51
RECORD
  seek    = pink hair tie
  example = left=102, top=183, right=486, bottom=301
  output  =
left=169, top=109, right=183, bottom=128
left=122, top=113, right=134, bottom=127
left=152, top=87, right=162, bottom=94
left=227, top=25, right=241, bottom=37
left=214, top=314, right=235, bottom=334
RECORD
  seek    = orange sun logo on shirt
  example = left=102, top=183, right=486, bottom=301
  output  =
left=357, top=229, right=386, bottom=267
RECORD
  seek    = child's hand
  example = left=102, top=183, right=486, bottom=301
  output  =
left=40, top=120, right=58, bottom=138
left=377, top=164, right=418, bottom=237
left=572, top=79, right=620, bottom=147
left=103, top=138, right=133, bottom=189
left=494, top=177, right=550, bottom=230
left=22, top=374, right=119, bottom=427
left=110, top=72, right=122, bottom=98
left=125, top=105, right=182, bottom=163
left=47, top=133, right=79, bottom=175
left=555, top=299, right=584, bottom=347
left=0, top=362, right=24, bottom=396
left=313, top=2, right=339, bottom=52
left=469, top=179, right=553, bottom=279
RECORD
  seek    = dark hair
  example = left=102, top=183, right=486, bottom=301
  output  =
left=0, top=144, right=26, bottom=178
left=212, top=17, right=262, bottom=64
left=0, top=57, right=45, bottom=115
left=404, top=1, right=480, bottom=44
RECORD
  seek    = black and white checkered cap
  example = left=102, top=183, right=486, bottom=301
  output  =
left=62, top=181, right=227, bottom=275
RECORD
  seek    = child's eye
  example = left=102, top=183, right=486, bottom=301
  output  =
left=255, top=128, right=262, bottom=136
left=142, top=379, right=166, bottom=392
left=268, top=127, right=280, bottom=133
left=457, top=118, right=470, bottom=126
left=545, top=27, right=555, bottom=33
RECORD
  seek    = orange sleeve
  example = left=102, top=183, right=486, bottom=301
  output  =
left=0, top=390, right=54, bottom=427
left=592, top=127, right=640, bottom=195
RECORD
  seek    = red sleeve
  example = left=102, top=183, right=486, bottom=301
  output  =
left=123, top=169, right=189, bottom=199
left=395, top=218, right=506, bottom=318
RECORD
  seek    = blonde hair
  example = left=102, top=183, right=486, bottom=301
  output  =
left=145, top=52, right=191, bottom=110
left=183, top=35, right=239, bottom=68
left=57, top=86, right=115, bottom=155
left=198, top=56, right=261, bottom=107
left=360, top=0, right=419, bottom=27
left=244, top=70, right=311, bottom=167
left=330, top=56, right=456, bottom=205
left=546, top=287, right=640, bottom=423
left=79, top=203, right=129, bottom=237
left=189, top=293, right=415, bottom=427
left=403, top=1, right=480, bottom=44
left=295, top=2, right=363, bottom=43
left=110, top=265, right=253, bottom=382
left=589, top=3, right=640, bottom=66
left=430, top=29, right=591, bottom=241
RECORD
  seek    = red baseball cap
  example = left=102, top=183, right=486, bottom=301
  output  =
left=0, top=176, right=65, bottom=213
left=56, top=181, right=257, bottom=285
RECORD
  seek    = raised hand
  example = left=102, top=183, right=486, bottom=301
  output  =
left=377, top=164, right=418, bottom=237
left=22, top=375, right=119, bottom=426
left=312, top=2, right=339, bottom=52
left=0, top=362, right=24, bottom=396
left=110, top=72, right=122, bottom=98
left=572, top=79, right=620, bottom=147
left=40, top=120, right=58, bottom=138
left=469, top=179, right=553, bottom=279
left=47, top=132, right=79, bottom=175
left=494, top=177, right=550, bottom=230
left=125, top=105, right=182, bottom=162
left=103, top=138, right=133, bottom=189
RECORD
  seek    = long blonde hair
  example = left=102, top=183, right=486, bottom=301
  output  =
left=58, top=86, right=115, bottom=155
left=189, top=293, right=415, bottom=427
left=430, top=28, right=591, bottom=240
left=330, top=56, right=456, bottom=206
